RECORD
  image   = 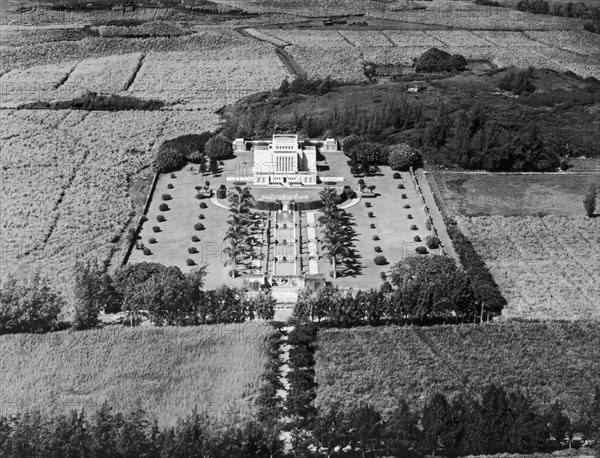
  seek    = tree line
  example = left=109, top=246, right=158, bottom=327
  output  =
left=515, top=0, right=600, bottom=33
left=0, top=261, right=275, bottom=335
left=1, top=385, right=598, bottom=457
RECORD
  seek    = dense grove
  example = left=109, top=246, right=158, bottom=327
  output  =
left=294, top=256, right=496, bottom=325
left=226, top=71, right=600, bottom=171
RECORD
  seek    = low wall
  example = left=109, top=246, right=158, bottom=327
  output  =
left=121, top=170, right=160, bottom=267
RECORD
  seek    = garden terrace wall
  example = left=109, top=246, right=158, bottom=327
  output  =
left=121, top=170, right=160, bottom=266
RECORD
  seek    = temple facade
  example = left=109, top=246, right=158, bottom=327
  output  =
left=233, top=135, right=338, bottom=186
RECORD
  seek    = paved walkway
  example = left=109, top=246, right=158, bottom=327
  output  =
left=412, top=170, right=459, bottom=264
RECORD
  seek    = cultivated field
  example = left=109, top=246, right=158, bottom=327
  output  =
left=457, top=214, right=600, bottom=321
left=0, top=29, right=288, bottom=108
left=315, top=322, right=600, bottom=421
left=0, top=323, right=272, bottom=426
left=255, top=28, right=600, bottom=82
left=0, top=108, right=220, bottom=299
left=427, top=172, right=600, bottom=321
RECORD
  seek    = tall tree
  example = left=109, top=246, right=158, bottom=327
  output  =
left=422, top=393, right=453, bottom=456
left=72, top=261, right=119, bottom=329
left=346, top=403, right=382, bottom=458
left=584, top=185, right=597, bottom=217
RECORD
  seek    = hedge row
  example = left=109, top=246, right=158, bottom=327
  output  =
left=446, top=218, right=507, bottom=315
left=284, top=320, right=319, bottom=431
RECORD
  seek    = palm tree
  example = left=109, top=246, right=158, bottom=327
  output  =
left=224, top=223, right=250, bottom=278
left=321, top=231, right=349, bottom=279
left=228, top=186, right=255, bottom=208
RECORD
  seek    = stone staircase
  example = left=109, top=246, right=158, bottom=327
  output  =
left=271, top=286, right=298, bottom=304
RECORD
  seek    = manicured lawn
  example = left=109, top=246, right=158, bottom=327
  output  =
left=136, top=164, right=240, bottom=289
left=0, top=323, right=272, bottom=427
left=317, top=151, right=436, bottom=289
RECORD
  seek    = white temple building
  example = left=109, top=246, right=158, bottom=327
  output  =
left=233, top=134, right=338, bottom=186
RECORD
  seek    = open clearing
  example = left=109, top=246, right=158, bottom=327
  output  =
left=0, top=323, right=272, bottom=426
left=315, top=322, right=600, bottom=421
left=429, top=172, right=600, bottom=217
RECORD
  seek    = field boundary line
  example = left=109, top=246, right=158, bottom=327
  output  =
left=123, top=53, right=145, bottom=92
left=380, top=30, right=397, bottom=46
left=423, top=30, right=448, bottom=46
left=336, top=30, right=356, bottom=47
left=413, top=327, right=471, bottom=390
left=53, top=60, right=81, bottom=90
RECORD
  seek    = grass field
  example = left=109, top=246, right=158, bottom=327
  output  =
left=429, top=172, right=600, bottom=217
left=0, top=323, right=272, bottom=426
left=315, top=322, right=600, bottom=421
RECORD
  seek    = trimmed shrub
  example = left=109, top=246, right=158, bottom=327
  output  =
left=365, top=202, right=372, bottom=208
left=401, top=194, right=407, bottom=199
left=149, top=237, right=157, bottom=244
left=416, top=246, right=428, bottom=254
left=414, top=235, right=421, bottom=242
left=398, top=184, right=405, bottom=189
left=157, top=215, right=165, bottom=222
left=426, top=219, right=433, bottom=231
left=217, top=188, right=227, bottom=199
left=368, top=211, right=374, bottom=217
left=186, top=258, right=195, bottom=266
left=374, top=246, right=382, bottom=253
left=162, top=194, right=172, bottom=201
left=167, top=183, right=174, bottom=189
left=110, top=235, right=120, bottom=243
left=199, top=202, right=208, bottom=209
left=380, top=272, right=387, bottom=281
left=143, top=247, right=152, bottom=255
left=170, top=173, right=176, bottom=178
left=194, top=223, right=205, bottom=231
left=403, top=204, right=411, bottom=209
left=410, top=224, right=418, bottom=230
left=141, top=215, right=148, bottom=222
left=198, top=214, right=205, bottom=220
left=393, top=172, right=401, bottom=179
left=188, top=247, right=198, bottom=254
left=407, top=214, right=413, bottom=219
left=426, top=235, right=440, bottom=249
left=370, top=223, right=376, bottom=229
left=372, top=235, right=380, bottom=241
left=192, top=235, right=200, bottom=242
left=159, top=203, right=169, bottom=211
left=152, top=226, right=160, bottom=233
left=374, top=255, right=387, bottom=265
left=195, top=193, right=205, bottom=200
left=233, top=181, right=247, bottom=186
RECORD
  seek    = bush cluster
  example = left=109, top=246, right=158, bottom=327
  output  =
left=415, top=47, right=467, bottom=73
